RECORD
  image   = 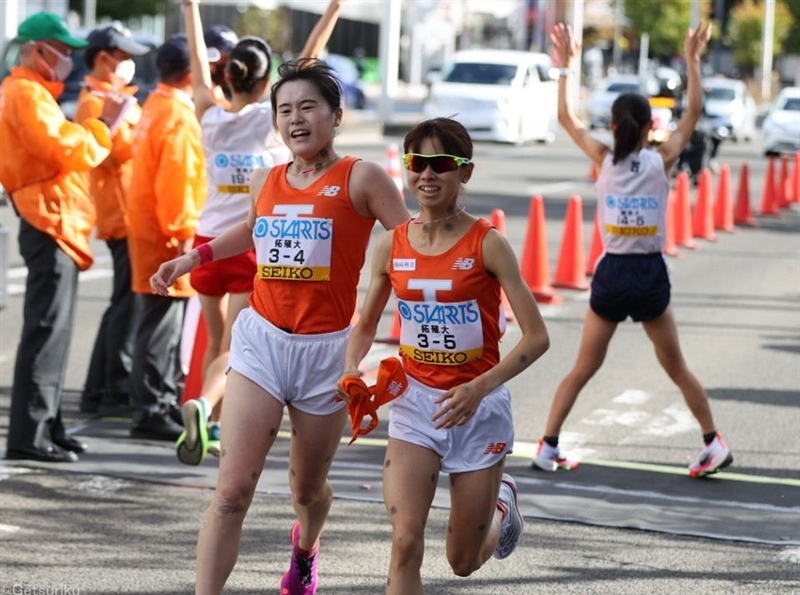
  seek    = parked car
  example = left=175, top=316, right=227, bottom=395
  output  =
left=423, top=49, right=558, bottom=144
left=585, top=73, right=660, bottom=129
left=761, top=87, right=800, bottom=156
left=1, top=30, right=159, bottom=120
left=702, top=77, right=757, bottom=142
left=323, top=53, right=366, bottom=110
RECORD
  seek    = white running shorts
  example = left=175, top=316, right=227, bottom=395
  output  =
left=228, top=307, right=348, bottom=416
left=388, top=376, right=514, bottom=474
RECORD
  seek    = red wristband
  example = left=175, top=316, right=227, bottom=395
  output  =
left=196, top=243, right=214, bottom=264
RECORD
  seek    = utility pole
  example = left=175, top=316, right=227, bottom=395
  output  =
left=690, top=0, right=700, bottom=30
left=84, top=0, right=97, bottom=28
left=760, top=0, right=775, bottom=101
left=379, top=0, right=401, bottom=132
left=612, top=0, right=623, bottom=68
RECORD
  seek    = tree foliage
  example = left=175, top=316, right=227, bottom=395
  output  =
left=782, top=0, right=800, bottom=53
left=623, top=0, right=712, bottom=58
left=725, top=0, right=793, bottom=76
left=234, top=6, right=292, bottom=57
left=69, top=0, right=167, bottom=20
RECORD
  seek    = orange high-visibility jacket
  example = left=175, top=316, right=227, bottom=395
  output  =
left=0, top=66, right=112, bottom=270
left=74, top=76, right=142, bottom=241
left=127, top=83, right=206, bottom=296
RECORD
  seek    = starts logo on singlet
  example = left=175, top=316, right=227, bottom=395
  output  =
left=451, top=258, right=475, bottom=271
left=317, top=185, right=341, bottom=197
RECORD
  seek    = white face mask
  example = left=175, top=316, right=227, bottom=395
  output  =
left=114, top=59, right=136, bottom=86
left=38, top=43, right=73, bottom=82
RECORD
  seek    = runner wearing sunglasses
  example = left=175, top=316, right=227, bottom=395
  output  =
left=340, top=117, right=550, bottom=594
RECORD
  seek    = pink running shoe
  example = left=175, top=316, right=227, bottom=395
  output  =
left=689, top=434, right=733, bottom=478
left=280, top=522, right=319, bottom=595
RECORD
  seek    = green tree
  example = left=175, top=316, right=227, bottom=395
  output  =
left=624, top=0, right=712, bottom=58
left=234, top=6, right=292, bottom=58
left=69, top=0, right=166, bottom=20
left=725, top=0, right=793, bottom=77
left=781, top=0, right=800, bottom=53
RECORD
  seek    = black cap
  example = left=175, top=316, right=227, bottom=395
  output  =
left=86, top=24, right=150, bottom=56
left=157, top=33, right=190, bottom=79
left=204, top=25, right=238, bottom=63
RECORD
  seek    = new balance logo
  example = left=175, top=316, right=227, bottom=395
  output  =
left=452, top=258, right=475, bottom=271
left=483, top=442, right=507, bottom=455
left=318, top=185, right=341, bottom=197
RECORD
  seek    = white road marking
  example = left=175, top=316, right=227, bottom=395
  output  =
left=6, top=255, right=113, bottom=296
left=72, top=475, right=132, bottom=493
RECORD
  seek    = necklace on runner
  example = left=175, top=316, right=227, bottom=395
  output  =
left=411, top=205, right=465, bottom=226
left=290, top=154, right=339, bottom=175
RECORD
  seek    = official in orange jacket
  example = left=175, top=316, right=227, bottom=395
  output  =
left=127, top=33, right=206, bottom=441
left=74, top=25, right=151, bottom=417
left=0, top=12, right=128, bottom=463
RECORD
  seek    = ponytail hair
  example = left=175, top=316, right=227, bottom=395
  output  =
left=610, top=93, right=651, bottom=164
left=226, top=36, right=272, bottom=95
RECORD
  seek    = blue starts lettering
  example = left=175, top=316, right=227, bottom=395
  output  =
left=605, top=195, right=658, bottom=210
left=253, top=217, right=332, bottom=240
left=401, top=302, right=480, bottom=325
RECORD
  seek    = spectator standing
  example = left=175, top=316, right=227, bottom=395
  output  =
left=0, top=12, right=126, bottom=462
left=127, top=34, right=206, bottom=441
left=76, top=25, right=151, bottom=417
left=149, top=58, right=409, bottom=595
left=204, top=23, right=238, bottom=105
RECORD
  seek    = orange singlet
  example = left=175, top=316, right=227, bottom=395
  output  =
left=249, top=157, right=376, bottom=334
left=389, top=218, right=502, bottom=390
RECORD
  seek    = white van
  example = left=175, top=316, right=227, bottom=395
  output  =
left=423, top=49, right=558, bottom=144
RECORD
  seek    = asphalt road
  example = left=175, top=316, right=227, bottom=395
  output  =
left=0, top=115, right=798, bottom=594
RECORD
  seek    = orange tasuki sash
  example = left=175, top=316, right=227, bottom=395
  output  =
left=337, top=358, right=408, bottom=445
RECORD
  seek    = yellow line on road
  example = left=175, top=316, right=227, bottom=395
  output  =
left=322, top=433, right=800, bottom=488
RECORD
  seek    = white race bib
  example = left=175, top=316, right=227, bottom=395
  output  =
left=253, top=215, right=333, bottom=281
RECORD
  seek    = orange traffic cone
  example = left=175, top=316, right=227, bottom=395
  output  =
left=713, top=164, right=734, bottom=232
left=553, top=195, right=589, bottom=290
left=375, top=307, right=401, bottom=344
left=490, top=209, right=515, bottom=321
left=663, top=190, right=679, bottom=256
left=674, top=172, right=696, bottom=249
left=792, top=152, right=800, bottom=204
left=733, top=163, right=756, bottom=226
left=520, top=195, right=562, bottom=304
left=586, top=213, right=603, bottom=275
left=490, top=208, right=507, bottom=235
left=759, top=157, right=779, bottom=215
left=385, top=143, right=403, bottom=196
left=778, top=155, right=791, bottom=208
left=692, top=168, right=716, bottom=241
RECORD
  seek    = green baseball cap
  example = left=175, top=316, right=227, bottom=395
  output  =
left=17, top=11, right=88, bottom=48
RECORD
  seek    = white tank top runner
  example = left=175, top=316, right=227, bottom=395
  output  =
left=594, top=148, right=669, bottom=254
left=198, top=103, right=291, bottom=237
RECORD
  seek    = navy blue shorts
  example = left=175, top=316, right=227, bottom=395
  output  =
left=590, top=253, right=671, bottom=323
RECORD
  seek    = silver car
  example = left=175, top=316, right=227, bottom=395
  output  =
left=423, top=49, right=558, bottom=144
left=702, top=78, right=757, bottom=142
left=762, top=87, right=800, bottom=156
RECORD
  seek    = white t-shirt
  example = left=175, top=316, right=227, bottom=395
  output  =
left=198, top=102, right=292, bottom=237
left=595, top=149, right=668, bottom=254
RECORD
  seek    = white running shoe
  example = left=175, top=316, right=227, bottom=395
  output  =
left=689, top=434, right=733, bottom=478
left=493, top=474, right=524, bottom=560
left=531, top=438, right=579, bottom=472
